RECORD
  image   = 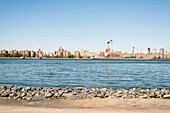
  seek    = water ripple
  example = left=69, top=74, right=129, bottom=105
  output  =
left=0, top=59, right=170, bottom=89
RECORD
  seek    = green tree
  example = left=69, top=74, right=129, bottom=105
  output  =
left=68, top=55, right=74, bottom=58
left=58, top=55, right=63, bottom=58
left=79, top=56, right=83, bottom=58
left=33, top=53, right=36, bottom=57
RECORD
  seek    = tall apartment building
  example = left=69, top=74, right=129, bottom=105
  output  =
left=74, top=51, right=80, bottom=58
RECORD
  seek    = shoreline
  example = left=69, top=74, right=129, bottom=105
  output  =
left=0, top=86, right=170, bottom=101
left=0, top=57, right=170, bottom=60
left=1, top=86, right=170, bottom=113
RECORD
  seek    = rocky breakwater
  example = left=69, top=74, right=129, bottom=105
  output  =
left=0, top=86, right=170, bottom=101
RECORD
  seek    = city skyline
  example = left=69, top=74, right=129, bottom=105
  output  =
left=0, top=0, right=170, bottom=53
left=1, top=43, right=169, bottom=55
left=1, top=39, right=170, bottom=60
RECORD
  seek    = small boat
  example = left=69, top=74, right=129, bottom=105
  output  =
left=20, top=57, right=25, bottom=59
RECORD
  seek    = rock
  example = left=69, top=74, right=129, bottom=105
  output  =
left=7, top=86, right=14, bottom=89
left=34, top=92, right=40, bottom=97
left=0, top=86, right=170, bottom=100
left=139, top=94, right=148, bottom=99
left=21, top=93, right=26, bottom=97
left=63, top=87, right=69, bottom=90
left=53, top=88, right=61, bottom=91
left=0, top=92, right=9, bottom=97
left=117, top=90, right=123, bottom=94
left=16, top=87, right=22, bottom=91
left=14, top=96, right=19, bottom=100
left=102, top=88, right=107, bottom=92
left=163, top=94, right=170, bottom=99
left=25, top=87, right=31, bottom=90
left=54, top=93, right=59, bottom=97
left=26, top=97, right=32, bottom=101
left=75, top=87, right=83, bottom=90
left=45, top=92, right=53, bottom=98
left=132, top=88, right=136, bottom=90
left=122, top=94, right=128, bottom=99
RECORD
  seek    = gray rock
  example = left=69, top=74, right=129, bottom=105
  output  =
left=101, top=88, right=107, bottom=92
left=117, top=90, right=123, bottom=94
left=0, top=92, right=9, bottom=97
left=26, top=97, right=32, bottom=101
left=163, top=94, right=170, bottom=99
left=14, top=96, right=19, bottom=100
left=45, top=92, right=53, bottom=98
left=25, top=87, right=31, bottom=90
left=34, top=92, right=40, bottom=97
left=54, top=92, right=59, bottom=97
left=20, top=93, right=26, bottom=97
left=139, top=94, right=148, bottom=99
left=75, top=87, right=83, bottom=90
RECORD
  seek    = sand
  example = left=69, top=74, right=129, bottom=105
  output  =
left=0, top=98, right=170, bottom=113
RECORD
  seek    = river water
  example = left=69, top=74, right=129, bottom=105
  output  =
left=0, top=59, right=170, bottom=89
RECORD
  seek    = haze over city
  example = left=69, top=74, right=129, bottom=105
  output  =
left=0, top=0, right=170, bottom=53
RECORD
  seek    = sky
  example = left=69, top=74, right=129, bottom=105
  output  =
left=0, top=0, right=170, bottom=53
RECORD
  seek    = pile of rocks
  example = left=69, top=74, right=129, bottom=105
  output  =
left=0, top=86, right=170, bottom=101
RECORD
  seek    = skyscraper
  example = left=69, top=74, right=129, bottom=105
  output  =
left=148, top=48, right=151, bottom=54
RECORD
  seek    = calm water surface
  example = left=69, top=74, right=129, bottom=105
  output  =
left=0, top=59, right=170, bottom=89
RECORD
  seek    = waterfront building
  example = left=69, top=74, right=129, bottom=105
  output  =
left=31, top=51, right=35, bottom=57
left=100, top=51, right=105, bottom=57
left=74, top=51, right=80, bottom=58
left=80, top=48, right=89, bottom=58
left=58, top=47, right=64, bottom=56
left=36, top=49, right=43, bottom=57
left=153, top=48, right=156, bottom=54
left=63, top=50, right=71, bottom=57
left=14, top=50, right=18, bottom=54
left=57, top=51, right=62, bottom=56
left=53, top=51, right=58, bottom=56
left=80, top=48, right=84, bottom=56
left=0, top=49, right=8, bottom=53
left=138, top=48, right=141, bottom=53
left=9, top=50, right=14, bottom=54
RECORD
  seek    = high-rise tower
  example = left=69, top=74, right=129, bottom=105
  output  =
left=132, top=47, right=135, bottom=54
left=107, top=41, right=110, bottom=49
left=110, top=40, right=113, bottom=52
left=148, top=47, right=151, bottom=54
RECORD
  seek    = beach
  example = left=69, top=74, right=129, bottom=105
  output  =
left=0, top=98, right=170, bottom=113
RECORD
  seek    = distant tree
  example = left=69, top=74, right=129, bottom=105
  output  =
left=23, top=54, right=29, bottom=57
left=0, top=53, right=22, bottom=57
left=33, top=53, right=36, bottom=57
left=68, top=55, right=74, bottom=58
left=79, top=56, right=83, bottom=58
left=58, top=55, right=63, bottom=58
left=132, top=56, right=136, bottom=58
left=0, top=53, right=10, bottom=57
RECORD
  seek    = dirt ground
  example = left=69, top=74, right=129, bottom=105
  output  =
left=0, top=98, right=170, bottom=113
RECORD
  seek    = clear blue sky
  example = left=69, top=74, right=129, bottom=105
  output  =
left=0, top=0, right=170, bottom=53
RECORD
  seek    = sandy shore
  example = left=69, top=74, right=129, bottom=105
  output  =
left=0, top=98, right=170, bottom=113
